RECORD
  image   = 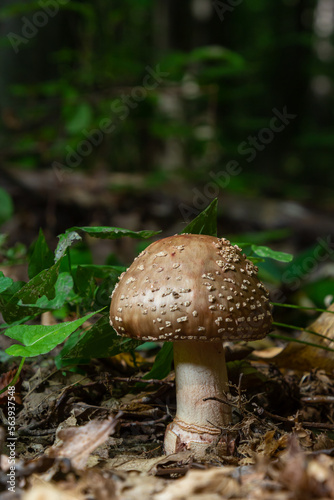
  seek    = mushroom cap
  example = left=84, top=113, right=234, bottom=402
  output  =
left=109, top=234, right=273, bottom=342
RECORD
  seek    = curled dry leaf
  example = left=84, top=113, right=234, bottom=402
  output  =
left=104, top=455, right=171, bottom=474
left=103, top=451, right=194, bottom=475
left=269, top=437, right=334, bottom=499
left=23, top=483, right=84, bottom=500
left=154, top=467, right=240, bottom=500
left=0, top=368, right=22, bottom=404
left=255, top=303, right=334, bottom=372
left=256, top=430, right=289, bottom=458
left=47, top=413, right=121, bottom=470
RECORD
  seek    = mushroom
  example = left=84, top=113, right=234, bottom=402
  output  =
left=109, top=234, right=272, bottom=456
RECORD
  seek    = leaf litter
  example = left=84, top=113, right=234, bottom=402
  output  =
left=1, top=306, right=334, bottom=499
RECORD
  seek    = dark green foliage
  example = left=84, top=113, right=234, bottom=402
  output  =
left=0, top=188, right=13, bottom=226
left=182, top=198, right=218, bottom=237
left=1, top=1, right=332, bottom=199
left=0, top=200, right=332, bottom=383
left=63, top=315, right=142, bottom=362
left=0, top=225, right=161, bottom=362
left=2, top=261, right=62, bottom=323
left=142, top=342, right=174, bottom=381
left=0, top=271, right=13, bottom=294
left=55, top=227, right=161, bottom=262
left=28, top=229, right=54, bottom=279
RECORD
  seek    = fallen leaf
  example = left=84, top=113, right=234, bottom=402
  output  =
left=255, top=303, right=334, bottom=372
left=0, top=368, right=22, bottom=404
left=116, top=472, right=166, bottom=500
left=256, top=430, right=289, bottom=458
left=23, top=483, right=84, bottom=500
left=154, top=467, right=239, bottom=500
left=269, top=437, right=334, bottom=498
left=104, top=455, right=175, bottom=473
left=252, top=346, right=283, bottom=358
left=47, top=413, right=121, bottom=470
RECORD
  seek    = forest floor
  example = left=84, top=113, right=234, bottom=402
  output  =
left=1, top=168, right=334, bottom=499
left=1, top=305, right=334, bottom=500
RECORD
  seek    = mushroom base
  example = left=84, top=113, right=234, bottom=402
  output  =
left=164, top=417, right=228, bottom=457
left=164, top=340, right=231, bottom=457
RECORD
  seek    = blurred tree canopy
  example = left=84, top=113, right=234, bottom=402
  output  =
left=0, top=0, right=333, bottom=203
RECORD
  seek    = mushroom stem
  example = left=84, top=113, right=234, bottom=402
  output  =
left=164, top=340, right=232, bottom=456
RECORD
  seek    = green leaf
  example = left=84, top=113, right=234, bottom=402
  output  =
left=69, top=226, right=161, bottom=240
left=0, top=316, right=35, bottom=331
left=0, top=281, right=25, bottom=311
left=143, top=342, right=173, bottom=380
left=0, top=187, right=13, bottom=225
left=181, top=198, right=217, bottom=236
left=55, top=227, right=160, bottom=262
left=2, top=261, right=61, bottom=323
left=74, top=264, right=124, bottom=279
left=136, top=342, right=159, bottom=351
left=0, top=271, right=13, bottom=293
left=251, top=245, right=293, bottom=262
left=230, top=228, right=291, bottom=245
left=189, top=45, right=244, bottom=66
left=75, top=265, right=96, bottom=303
left=73, top=265, right=123, bottom=310
left=271, top=302, right=334, bottom=315
left=55, top=329, right=83, bottom=369
left=65, top=102, right=92, bottom=135
left=64, top=314, right=142, bottom=360
left=5, top=309, right=102, bottom=358
left=55, top=231, right=82, bottom=262
left=18, top=272, right=74, bottom=310
left=269, top=333, right=334, bottom=353
left=28, top=229, right=54, bottom=279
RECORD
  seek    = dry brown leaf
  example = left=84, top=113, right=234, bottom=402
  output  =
left=256, top=430, right=289, bottom=458
left=269, top=438, right=334, bottom=498
left=116, top=472, right=166, bottom=500
left=252, top=346, right=283, bottom=358
left=23, top=484, right=84, bottom=500
left=103, top=451, right=193, bottom=474
left=0, top=368, right=22, bottom=404
left=19, top=445, right=334, bottom=500
left=255, top=303, right=334, bottom=372
left=154, top=467, right=239, bottom=500
left=105, top=455, right=167, bottom=473
left=47, top=414, right=120, bottom=470
left=149, top=451, right=194, bottom=474
left=293, top=425, right=315, bottom=450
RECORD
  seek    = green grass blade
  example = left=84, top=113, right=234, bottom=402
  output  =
left=269, top=333, right=334, bottom=353
left=273, top=321, right=334, bottom=342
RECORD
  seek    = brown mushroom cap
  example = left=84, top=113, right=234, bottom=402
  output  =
left=109, top=234, right=272, bottom=342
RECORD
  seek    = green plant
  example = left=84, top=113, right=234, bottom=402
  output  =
left=0, top=198, right=333, bottom=395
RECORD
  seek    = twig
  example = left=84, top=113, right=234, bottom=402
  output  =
left=301, top=395, right=334, bottom=404
left=110, top=376, right=174, bottom=386
left=18, top=428, right=56, bottom=436
left=255, top=407, right=334, bottom=430
left=155, top=461, right=206, bottom=477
